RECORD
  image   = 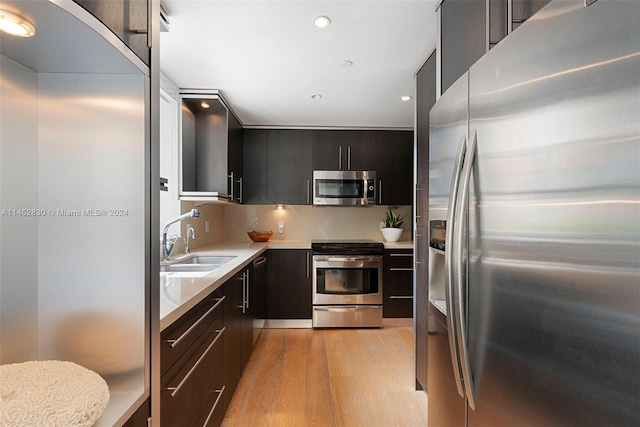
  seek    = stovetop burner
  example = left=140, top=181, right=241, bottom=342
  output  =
left=311, top=240, right=384, bottom=255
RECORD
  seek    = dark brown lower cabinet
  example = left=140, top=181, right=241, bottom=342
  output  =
left=160, top=259, right=259, bottom=427
left=266, top=249, right=312, bottom=319
left=160, top=287, right=225, bottom=427
left=122, top=397, right=150, bottom=427
left=223, top=265, right=254, bottom=413
left=383, top=249, right=414, bottom=318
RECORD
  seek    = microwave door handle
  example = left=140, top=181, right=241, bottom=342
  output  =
left=446, top=135, right=467, bottom=399
left=455, top=130, right=478, bottom=410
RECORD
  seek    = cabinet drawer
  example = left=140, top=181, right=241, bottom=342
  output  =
left=161, top=314, right=225, bottom=427
left=383, top=249, right=414, bottom=318
left=161, top=289, right=224, bottom=375
left=383, top=250, right=414, bottom=268
left=189, top=373, right=226, bottom=427
left=384, top=296, right=414, bottom=318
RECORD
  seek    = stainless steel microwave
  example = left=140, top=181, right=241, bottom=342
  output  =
left=313, top=170, right=376, bottom=206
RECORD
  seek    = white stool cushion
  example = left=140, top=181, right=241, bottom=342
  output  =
left=0, top=360, right=109, bottom=427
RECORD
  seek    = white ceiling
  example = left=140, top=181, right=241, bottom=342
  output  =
left=160, top=1, right=438, bottom=129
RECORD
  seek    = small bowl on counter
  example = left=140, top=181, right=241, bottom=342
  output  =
left=247, top=231, right=273, bottom=242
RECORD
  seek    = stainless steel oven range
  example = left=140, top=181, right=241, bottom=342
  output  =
left=311, top=240, right=384, bottom=328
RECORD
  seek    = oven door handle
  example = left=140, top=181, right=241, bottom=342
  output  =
left=314, top=256, right=380, bottom=263
left=314, top=305, right=380, bottom=313
left=314, top=260, right=381, bottom=269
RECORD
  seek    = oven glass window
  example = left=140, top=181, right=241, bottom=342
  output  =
left=316, top=268, right=379, bottom=294
left=316, top=179, right=364, bottom=198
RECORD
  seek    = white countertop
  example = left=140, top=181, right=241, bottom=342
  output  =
left=160, top=239, right=413, bottom=331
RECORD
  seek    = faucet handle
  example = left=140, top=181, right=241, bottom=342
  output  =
left=167, top=234, right=179, bottom=253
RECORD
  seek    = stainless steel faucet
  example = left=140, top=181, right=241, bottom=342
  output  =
left=162, top=209, right=200, bottom=261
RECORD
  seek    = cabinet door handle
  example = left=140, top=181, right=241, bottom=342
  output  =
left=240, top=272, right=246, bottom=314
left=378, top=180, right=382, bottom=204
left=245, top=269, right=250, bottom=310
left=307, top=180, right=311, bottom=204
left=416, top=186, right=421, bottom=224
left=347, top=146, right=351, bottom=170
left=164, top=327, right=225, bottom=398
left=237, top=177, right=243, bottom=203
left=390, top=268, right=414, bottom=271
left=339, top=146, right=343, bottom=170
left=306, top=251, right=310, bottom=278
left=390, top=296, right=413, bottom=299
left=166, top=297, right=225, bottom=348
left=202, top=385, right=226, bottom=427
left=228, top=172, right=235, bottom=201
left=390, top=253, right=413, bottom=257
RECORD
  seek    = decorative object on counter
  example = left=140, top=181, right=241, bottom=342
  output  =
left=248, top=230, right=273, bottom=242
left=380, top=208, right=406, bottom=242
left=0, top=360, right=109, bottom=427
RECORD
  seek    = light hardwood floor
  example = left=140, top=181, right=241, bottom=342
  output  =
left=222, top=327, right=428, bottom=427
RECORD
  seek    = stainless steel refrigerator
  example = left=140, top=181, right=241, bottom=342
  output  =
left=427, top=0, right=640, bottom=425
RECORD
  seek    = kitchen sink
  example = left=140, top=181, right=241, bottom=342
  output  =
left=172, top=255, right=236, bottom=265
left=160, top=255, right=236, bottom=273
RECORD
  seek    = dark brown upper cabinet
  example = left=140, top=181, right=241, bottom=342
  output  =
left=374, top=130, right=414, bottom=206
left=242, top=130, right=268, bottom=205
left=440, top=0, right=550, bottom=94
left=267, top=129, right=313, bottom=205
left=181, top=93, right=243, bottom=202
left=243, top=128, right=413, bottom=206
left=243, top=129, right=313, bottom=205
left=312, top=130, right=376, bottom=171
left=73, top=0, right=150, bottom=66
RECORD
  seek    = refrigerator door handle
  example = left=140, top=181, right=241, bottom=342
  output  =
left=455, top=129, right=478, bottom=410
left=445, top=135, right=467, bottom=399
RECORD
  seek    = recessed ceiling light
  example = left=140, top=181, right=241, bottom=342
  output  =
left=200, top=101, right=210, bottom=109
left=341, top=60, right=354, bottom=69
left=401, top=95, right=413, bottom=101
left=311, top=94, right=322, bottom=100
left=313, top=15, right=331, bottom=29
left=0, top=9, right=35, bottom=37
